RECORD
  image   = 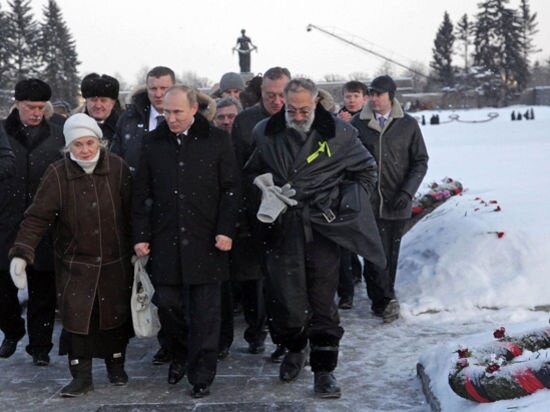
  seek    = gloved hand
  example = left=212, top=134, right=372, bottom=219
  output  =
left=253, top=173, right=297, bottom=223
left=391, top=191, right=411, bottom=211
left=9, top=257, right=28, bottom=289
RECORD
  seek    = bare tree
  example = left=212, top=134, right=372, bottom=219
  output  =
left=179, top=71, right=212, bottom=89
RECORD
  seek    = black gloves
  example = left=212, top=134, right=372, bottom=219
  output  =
left=391, top=191, right=411, bottom=211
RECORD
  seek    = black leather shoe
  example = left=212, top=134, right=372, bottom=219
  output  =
left=338, top=296, right=353, bottom=310
left=270, top=344, right=287, bottom=363
left=152, top=347, right=171, bottom=365
left=247, top=341, right=265, bottom=354
left=193, top=384, right=210, bottom=398
left=32, top=352, right=50, bottom=366
left=168, top=361, right=186, bottom=384
left=0, top=337, right=21, bottom=358
left=279, top=349, right=308, bottom=382
left=218, top=347, right=230, bottom=360
left=190, top=384, right=210, bottom=398
left=314, top=371, right=341, bottom=398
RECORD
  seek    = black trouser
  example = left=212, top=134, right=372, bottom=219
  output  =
left=364, top=219, right=406, bottom=308
left=218, top=280, right=234, bottom=351
left=230, top=235, right=267, bottom=346
left=0, top=268, right=55, bottom=355
left=154, top=282, right=221, bottom=387
left=0, top=270, right=25, bottom=340
left=240, top=278, right=267, bottom=345
left=337, top=249, right=362, bottom=300
left=264, top=215, right=344, bottom=359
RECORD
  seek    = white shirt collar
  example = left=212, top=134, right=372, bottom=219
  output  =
left=149, top=105, right=163, bottom=130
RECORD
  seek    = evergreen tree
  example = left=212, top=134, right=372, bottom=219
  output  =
left=519, top=0, right=538, bottom=63
left=430, top=11, right=455, bottom=88
left=455, top=14, right=472, bottom=74
left=473, top=0, right=530, bottom=103
left=0, top=3, right=14, bottom=90
left=6, top=0, right=40, bottom=84
left=38, top=0, right=80, bottom=105
left=500, top=6, right=529, bottom=96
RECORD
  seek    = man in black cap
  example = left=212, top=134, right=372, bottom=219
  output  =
left=80, top=73, right=121, bottom=145
left=0, top=79, right=64, bottom=365
left=351, top=75, right=429, bottom=322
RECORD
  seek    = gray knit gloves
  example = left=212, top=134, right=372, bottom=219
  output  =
left=253, top=173, right=297, bottom=223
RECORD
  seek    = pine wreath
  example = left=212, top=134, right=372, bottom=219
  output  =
left=448, top=326, right=550, bottom=402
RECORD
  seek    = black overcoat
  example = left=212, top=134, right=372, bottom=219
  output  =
left=132, top=113, right=240, bottom=286
left=1, top=110, right=64, bottom=271
left=246, top=103, right=386, bottom=268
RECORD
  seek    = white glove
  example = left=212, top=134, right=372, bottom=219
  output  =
left=9, top=257, right=28, bottom=289
left=253, top=173, right=297, bottom=223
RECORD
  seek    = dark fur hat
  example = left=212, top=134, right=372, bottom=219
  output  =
left=14, top=78, right=52, bottom=101
left=81, top=73, right=119, bottom=99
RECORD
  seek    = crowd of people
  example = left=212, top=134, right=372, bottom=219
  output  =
left=0, top=66, right=428, bottom=400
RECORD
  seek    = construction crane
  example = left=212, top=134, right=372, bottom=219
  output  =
left=306, top=24, right=430, bottom=80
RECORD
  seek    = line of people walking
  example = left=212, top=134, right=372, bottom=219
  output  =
left=0, top=67, right=428, bottom=400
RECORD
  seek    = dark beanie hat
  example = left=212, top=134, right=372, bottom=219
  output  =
left=14, top=78, right=52, bottom=101
left=220, top=72, right=245, bottom=92
left=81, top=73, right=119, bottom=99
left=370, top=75, right=397, bottom=100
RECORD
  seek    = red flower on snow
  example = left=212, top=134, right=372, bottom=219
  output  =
left=493, top=327, right=506, bottom=339
left=497, top=232, right=505, bottom=238
left=494, top=206, right=502, bottom=212
left=457, top=348, right=471, bottom=358
left=485, top=363, right=500, bottom=374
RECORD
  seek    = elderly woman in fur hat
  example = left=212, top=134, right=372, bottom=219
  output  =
left=8, top=113, right=133, bottom=397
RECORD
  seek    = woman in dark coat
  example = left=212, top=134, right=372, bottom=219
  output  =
left=9, top=113, right=133, bottom=397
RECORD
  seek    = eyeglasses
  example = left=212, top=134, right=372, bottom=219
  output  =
left=286, top=107, right=313, bottom=117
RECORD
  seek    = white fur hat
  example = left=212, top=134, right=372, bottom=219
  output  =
left=63, top=113, right=103, bottom=147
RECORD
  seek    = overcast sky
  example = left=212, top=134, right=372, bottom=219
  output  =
left=31, top=0, right=550, bottom=87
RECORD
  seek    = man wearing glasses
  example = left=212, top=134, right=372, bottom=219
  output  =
left=245, top=78, right=385, bottom=398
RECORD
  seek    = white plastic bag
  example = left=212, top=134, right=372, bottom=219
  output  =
left=131, top=256, right=161, bottom=338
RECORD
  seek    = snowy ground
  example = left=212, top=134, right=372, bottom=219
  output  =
left=397, top=105, right=550, bottom=411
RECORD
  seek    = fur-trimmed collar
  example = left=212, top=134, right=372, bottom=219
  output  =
left=264, top=103, right=336, bottom=139
left=359, top=98, right=404, bottom=121
left=4, top=108, right=51, bottom=148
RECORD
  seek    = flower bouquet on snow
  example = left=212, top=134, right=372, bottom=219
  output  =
left=412, top=177, right=463, bottom=215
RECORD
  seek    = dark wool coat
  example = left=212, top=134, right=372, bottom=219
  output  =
left=111, top=90, right=152, bottom=173
left=132, top=113, right=240, bottom=286
left=246, top=103, right=386, bottom=268
left=0, top=126, right=16, bottom=270
left=231, top=102, right=271, bottom=167
left=350, top=99, right=429, bottom=220
left=9, top=150, right=133, bottom=335
left=1, top=109, right=65, bottom=271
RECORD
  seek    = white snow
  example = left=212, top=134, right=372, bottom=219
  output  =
left=396, top=105, right=550, bottom=411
